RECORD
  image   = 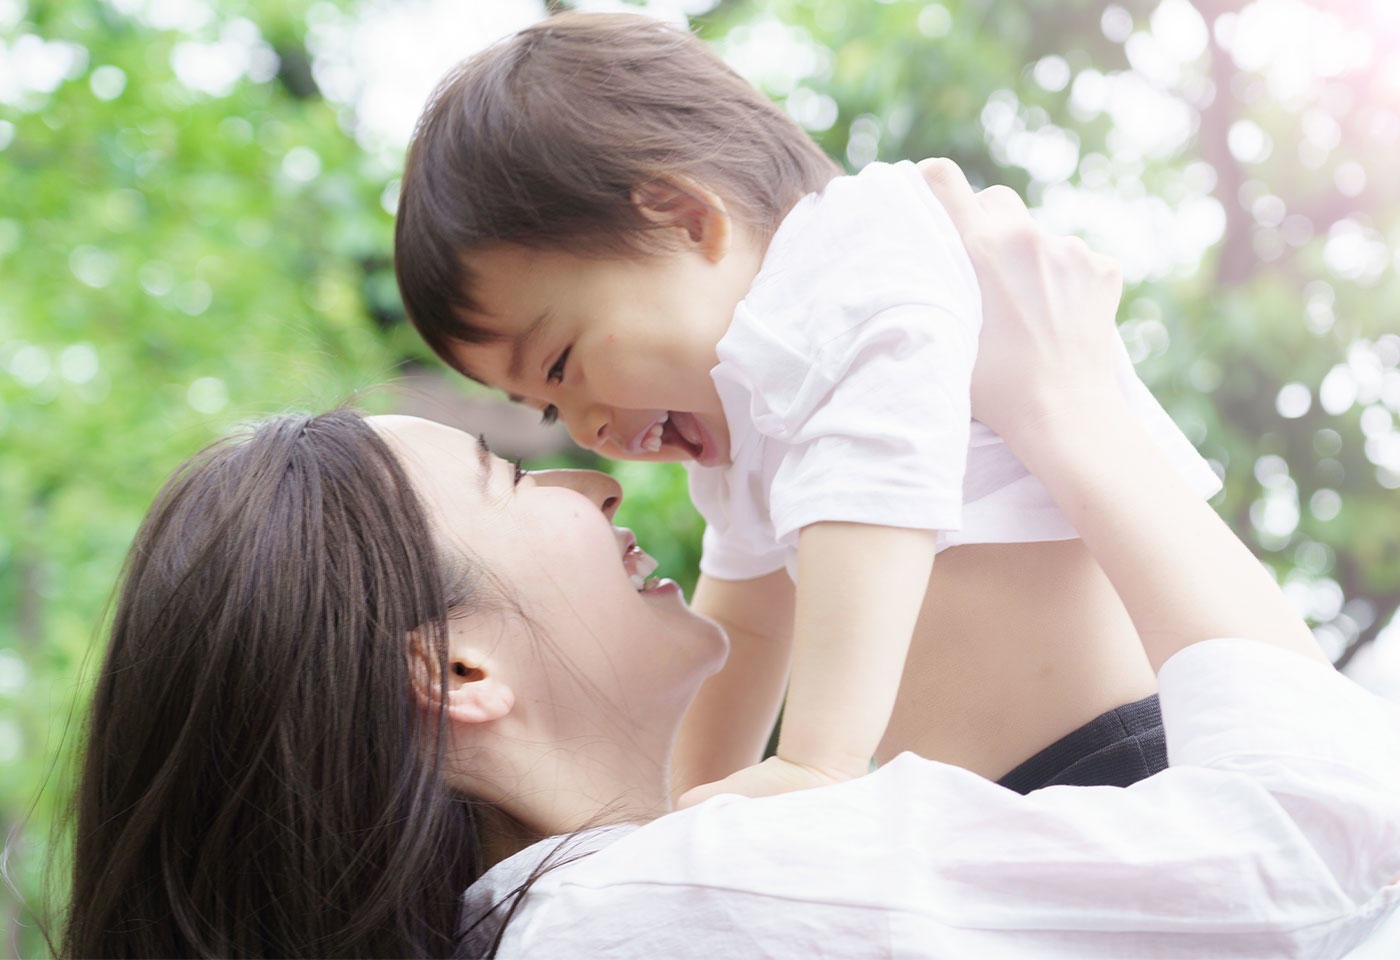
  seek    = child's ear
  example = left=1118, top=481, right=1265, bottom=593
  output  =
left=408, top=634, right=515, bottom=725
left=630, top=177, right=732, bottom=262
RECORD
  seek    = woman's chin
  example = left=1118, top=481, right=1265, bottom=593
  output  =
left=691, top=615, right=731, bottom=678
left=652, top=592, right=729, bottom=679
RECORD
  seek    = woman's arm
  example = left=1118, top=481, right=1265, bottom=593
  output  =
left=920, top=159, right=1325, bottom=669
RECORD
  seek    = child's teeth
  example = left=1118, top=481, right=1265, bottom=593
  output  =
left=641, top=422, right=664, bottom=452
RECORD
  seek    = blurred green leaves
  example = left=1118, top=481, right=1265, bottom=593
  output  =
left=3, top=0, right=1399, bottom=954
left=1, top=1, right=401, bottom=951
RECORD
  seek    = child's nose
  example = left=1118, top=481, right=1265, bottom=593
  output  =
left=565, top=405, right=611, bottom=453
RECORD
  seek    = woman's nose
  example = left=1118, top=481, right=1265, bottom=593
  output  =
left=530, top=468, right=622, bottom=519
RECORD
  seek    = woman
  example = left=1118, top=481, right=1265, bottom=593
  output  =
left=64, top=166, right=1399, bottom=957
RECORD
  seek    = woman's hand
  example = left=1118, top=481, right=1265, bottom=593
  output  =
left=675, top=755, right=853, bottom=809
left=918, top=158, right=1125, bottom=446
left=921, top=158, right=1325, bottom=669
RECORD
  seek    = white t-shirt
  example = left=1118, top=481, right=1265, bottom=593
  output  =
left=689, top=160, right=1223, bottom=581
left=460, top=640, right=1400, bottom=959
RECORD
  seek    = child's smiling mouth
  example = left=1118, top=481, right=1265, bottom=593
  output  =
left=630, top=412, right=724, bottom=466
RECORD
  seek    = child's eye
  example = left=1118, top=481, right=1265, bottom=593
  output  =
left=547, top=347, right=571, bottom=385
left=540, top=405, right=558, bottom=426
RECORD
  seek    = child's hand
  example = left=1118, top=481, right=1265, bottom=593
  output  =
left=918, top=158, right=1125, bottom=447
left=675, top=756, right=855, bottom=809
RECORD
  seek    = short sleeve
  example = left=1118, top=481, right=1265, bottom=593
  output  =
left=698, top=520, right=788, bottom=581
left=767, top=303, right=977, bottom=540
left=686, top=452, right=791, bottom=581
left=714, top=161, right=984, bottom=543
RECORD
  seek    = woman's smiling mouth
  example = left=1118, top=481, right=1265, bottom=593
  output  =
left=620, top=530, right=660, bottom=591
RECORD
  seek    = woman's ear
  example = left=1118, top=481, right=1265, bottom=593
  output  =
left=409, top=634, right=515, bottom=725
left=630, top=177, right=732, bottom=262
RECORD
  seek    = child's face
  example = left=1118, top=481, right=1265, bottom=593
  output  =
left=448, top=238, right=760, bottom=468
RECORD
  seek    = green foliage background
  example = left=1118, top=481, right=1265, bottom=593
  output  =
left=1, top=0, right=1397, bottom=952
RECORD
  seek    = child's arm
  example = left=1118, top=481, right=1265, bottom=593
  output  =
left=678, top=522, right=936, bottom=807
left=672, top=570, right=796, bottom=798
left=920, top=158, right=1325, bottom=669
left=783, top=522, right=939, bottom=774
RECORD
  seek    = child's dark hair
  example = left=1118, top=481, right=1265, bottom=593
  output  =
left=394, top=11, right=841, bottom=371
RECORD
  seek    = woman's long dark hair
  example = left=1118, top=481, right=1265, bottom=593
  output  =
left=62, top=411, right=482, bottom=957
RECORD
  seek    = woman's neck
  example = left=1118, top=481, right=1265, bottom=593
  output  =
left=477, top=808, right=544, bottom=868
left=469, top=728, right=674, bottom=870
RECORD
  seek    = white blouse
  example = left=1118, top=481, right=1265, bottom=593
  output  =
left=461, top=639, right=1400, bottom=959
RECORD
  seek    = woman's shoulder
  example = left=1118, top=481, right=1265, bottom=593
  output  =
left=459, top=825, right=639, bottom=956
left=472, top=787, right=908, bottom=958
left=471, top=760, right=1029, bottom=957
left=473, top=759, right=972, bottom=932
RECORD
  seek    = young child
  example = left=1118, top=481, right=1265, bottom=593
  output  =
left=393, top=12, right=1222, bottom=804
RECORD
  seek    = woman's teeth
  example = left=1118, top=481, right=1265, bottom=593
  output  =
left=640, top=417, right=667, bottom=453
left=628, top=550, right=659, bottom=591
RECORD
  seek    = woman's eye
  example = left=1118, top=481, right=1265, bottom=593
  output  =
left=540, top=405, right=558, bottom=426
left=546, top=347, right=570, bottom=385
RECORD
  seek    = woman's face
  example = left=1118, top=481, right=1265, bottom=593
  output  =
left=370, top=415, right=727, bottom=734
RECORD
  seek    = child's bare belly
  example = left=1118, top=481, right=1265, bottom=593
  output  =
left=875, top=539, right=1157, bottom=780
